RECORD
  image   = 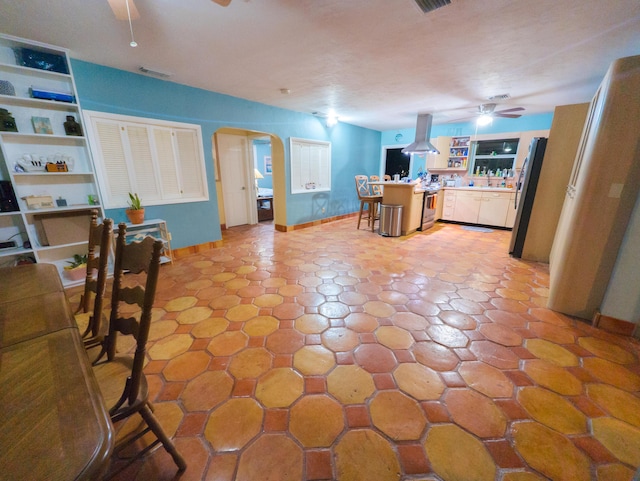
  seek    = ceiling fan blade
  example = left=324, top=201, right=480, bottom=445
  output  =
left=212, top=0, right=232, bottom=6
left=495, top=107, right=525, bottom=114
left=107, top=0, right=139, bottom=20
left=495, top=113, right=522, bottom=118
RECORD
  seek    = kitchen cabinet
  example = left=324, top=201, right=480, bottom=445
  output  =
left=441, top=190, right=456, bottom=220
left=452, top=190, right=482, bottom=224
left=426, top=136, right=450, bottom=169
left=505, top=192, right=518, bottom=228
left=426, top=136, right=470, bottom=172
left=434, top=190, right=444, bottom=220
left=0, top=34, right=104, bottom=284
left=478, top=191, right=510, bottom=227
left=442, top=188, right=514, bottom=227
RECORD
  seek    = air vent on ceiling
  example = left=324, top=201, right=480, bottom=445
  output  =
left=488, top=93, right=511, bottom=101
left=413, top=0, right=451, bottom=13
left=138, top=66, right=172, bottom=78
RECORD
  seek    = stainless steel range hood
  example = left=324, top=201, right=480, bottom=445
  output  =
left=401, top=113, right=440, bottom=154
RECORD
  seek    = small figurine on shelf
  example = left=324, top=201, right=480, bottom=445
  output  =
left=64, top=115, right=83, bottom=136
left=0, top=108, right=18, bottom=132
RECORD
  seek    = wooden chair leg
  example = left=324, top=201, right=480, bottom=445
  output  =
left=357, top=201, right=365, bottom=229
left=371, top=202, right=378, bottom=232
left=140, top=403, right=187, bottom=472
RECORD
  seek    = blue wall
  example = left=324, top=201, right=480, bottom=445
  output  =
left=254, top=140, right=273, bottom=190
left=71, top=59, right=381, bottom=248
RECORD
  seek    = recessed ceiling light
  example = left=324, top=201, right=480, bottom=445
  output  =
left=280, top=88, right=291, bottom=95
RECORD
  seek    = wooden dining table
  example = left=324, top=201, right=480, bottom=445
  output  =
left=0, top=263, right=114, bottom=481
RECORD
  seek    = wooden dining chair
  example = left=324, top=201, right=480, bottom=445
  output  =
left=355, top=175, right=382, bottom=232
left=369, top=175, right=383, bottom=196
left=75, top=210, right=113, bottom=349
left=92, top=223, right=186, bottom=477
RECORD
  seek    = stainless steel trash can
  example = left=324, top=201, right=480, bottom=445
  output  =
left=379, top=204, right=403, bottom=237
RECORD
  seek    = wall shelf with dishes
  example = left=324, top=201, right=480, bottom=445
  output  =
left=0, top=33, right=104, bottom=285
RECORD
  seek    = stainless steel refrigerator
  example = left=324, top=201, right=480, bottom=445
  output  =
left=508, top=137, right=548, bottom=258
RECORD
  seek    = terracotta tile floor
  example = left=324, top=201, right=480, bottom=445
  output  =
left=67, top=219, right=640, bottom=481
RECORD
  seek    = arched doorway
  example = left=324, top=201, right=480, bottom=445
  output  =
left=213, top=128, right=285, bottom=230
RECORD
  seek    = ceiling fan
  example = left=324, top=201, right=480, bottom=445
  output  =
left=477, top=103, right=525, bottom=119
left=447, top=103, right=525, bottom=124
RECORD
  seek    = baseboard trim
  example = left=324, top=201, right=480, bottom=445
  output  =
left=592, top=310, right=639, bottom=338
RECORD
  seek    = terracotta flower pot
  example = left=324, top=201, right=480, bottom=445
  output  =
left=63, top=265, right=87, bottom=282
left=126, top=208, right=145, bottom=224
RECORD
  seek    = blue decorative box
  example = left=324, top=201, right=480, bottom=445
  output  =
left=30, top=87, right=75, bottom=103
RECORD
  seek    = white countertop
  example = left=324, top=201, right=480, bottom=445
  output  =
left=443, top=186, right=516, bottom=193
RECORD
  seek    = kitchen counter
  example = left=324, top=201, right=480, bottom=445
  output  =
left=369, top=181, right=437, bottom=235
left=444, top=186, right=516, bottom=193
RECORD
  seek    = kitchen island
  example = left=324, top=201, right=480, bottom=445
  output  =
left=370, top=181, right=436, bottom=236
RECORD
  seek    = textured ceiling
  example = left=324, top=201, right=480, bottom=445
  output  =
left=1, top=0, right=639, bottom=131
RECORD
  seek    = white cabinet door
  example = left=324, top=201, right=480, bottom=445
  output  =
left=442, top=190, right=456, bottom=220
left=426, top=136, right=451, bottom=169
left=478, top=192, right=510, bottom=227
left=505, top=193, right=518, bottom=227
left=453, top=191, right=482, bottom=223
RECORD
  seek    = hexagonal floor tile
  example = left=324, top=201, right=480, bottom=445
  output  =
left=228, top=347, right=273, bottom=379
left=524, top=339, right=579, bottom=367
left=517, top=386, right=587, bottom=434
left=255, top=368, right=304, bottom=408
left=293, top=345, right=335, bottom=375
left=370, top=391, right=426, bottom=440
left=458, top=361, right=514, bottom=398
left=182, top=370, right=234, bottom=411
left=513, top=421, right=592, bottom=481
left=289, top=395, right=344, bottom=447
left=334, top=429, right=401, bottom=481
left=353, top=344, right=398, bottom=373
left=322, top=327, right=360, bottom=352
left=205, top=398, right=263, bottom=452
left=444, top=389, right=507, bottom=438
left=327, top=365, right=375, bottom=404
left=375, top=326, right=415, bottom=350
left=586, top=383, right=640, bottom=428
left=236, top=433, right=303, bottom=481
left=425, top=424, right=496, bottom=481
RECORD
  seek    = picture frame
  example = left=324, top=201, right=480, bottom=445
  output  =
left=264, top=156, right=272, bottom=175
left=32, top=116, right=53, bottom=135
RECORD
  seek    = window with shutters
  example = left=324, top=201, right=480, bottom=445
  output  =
left=83, top=110, right=209, bottom=208
left=290, top=138, right=331, bottom=194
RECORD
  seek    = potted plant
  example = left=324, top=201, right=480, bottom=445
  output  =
left=126, top=192, right=145, bottom=224
left=63, top=253, right=88, bottom=281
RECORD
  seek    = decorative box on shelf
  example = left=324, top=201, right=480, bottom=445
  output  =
left=22, top=195, right=54, bottom=210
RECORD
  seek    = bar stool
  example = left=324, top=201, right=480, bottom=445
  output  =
left=355, top=175, right=382, bottom=231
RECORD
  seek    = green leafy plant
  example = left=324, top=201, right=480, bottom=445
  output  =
left=128, top=192, right=142, bottom=210
left=65, top=253, right=87, bottom=269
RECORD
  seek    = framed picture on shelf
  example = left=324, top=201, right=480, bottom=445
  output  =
left=264, top=156, right=272, bottom=175
left=32, top=116, right=53, bottom=135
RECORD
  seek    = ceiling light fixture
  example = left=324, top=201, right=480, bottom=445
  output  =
left=125, top=0, right=138, bottom=47
left=477, top=114, right=493, bottom=126
left=313, top=111, right=339, bottom=128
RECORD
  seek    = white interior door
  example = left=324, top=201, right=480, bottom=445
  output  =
left=217, top=133, right=252, bottom=227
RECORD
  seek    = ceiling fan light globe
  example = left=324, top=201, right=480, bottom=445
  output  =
left=477, top=114, right=493, bottom=126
